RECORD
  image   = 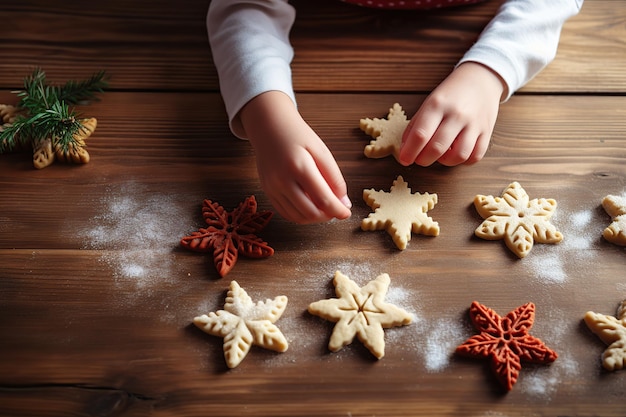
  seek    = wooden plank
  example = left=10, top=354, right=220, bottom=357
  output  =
left=0, top=1, right=623, bottom=94
left=1, top=91, right=625, bottom=248
left=525, top=0, right=626, bottom=94
left=288, top=0, right=503, bottom=92
left=290, top=0, right=626, bottom=94
left=1, top=92, right=626, bottom=416
left=0, top=0, right=216, bottom=90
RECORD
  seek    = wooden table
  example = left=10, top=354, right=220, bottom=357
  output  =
left=1, top=1, right=625, bottom=416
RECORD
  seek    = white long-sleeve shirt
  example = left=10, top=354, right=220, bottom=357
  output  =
left=207, top=0, right=584, bottom=138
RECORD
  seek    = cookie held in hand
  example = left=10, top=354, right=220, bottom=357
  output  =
left=360, top=103, right=409, bottom=163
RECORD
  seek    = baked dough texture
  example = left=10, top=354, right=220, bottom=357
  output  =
left=584, top=300, right=626, bottom=371
left=194, top=280, right=288, bottom=368
left=359, top=103, right=409, bottom=163
left=308, top=271, right=412, bottom=359
left=456, top=301, right=558, bottom=391
left=474, top=181, right=563, bottom=258
left=362, top=175, right=439, bottom=250
left=601, top=194, right=626, bottom=246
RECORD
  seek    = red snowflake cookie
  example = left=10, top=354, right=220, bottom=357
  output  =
left=456, top=301, right=558, bottom=391
left=180, top=196, right=274, bottom=277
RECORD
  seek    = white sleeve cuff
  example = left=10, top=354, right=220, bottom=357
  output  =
left=207, top=0, right=297, bottom=138
left=458, top=0, right=583, bottom=101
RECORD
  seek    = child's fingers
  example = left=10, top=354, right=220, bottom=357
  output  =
left=266, top=192, right=295, bottom=223
left=436, top=127, right=480, bottom=166
left=414, top=117, right=465, bottom=166
left=297, top=168, right=352, bottom=221
left=399, top=107, right=441, bottom=166
left=312, top=143, right=351, bottom=209
left=471, top=133, right=490, bottom=163
left=269, top=183, right=328, bottom=224
left=266, top=155, right=349, bottom=224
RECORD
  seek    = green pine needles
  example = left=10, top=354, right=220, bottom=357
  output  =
left=0, top=68, right=107, bottom=154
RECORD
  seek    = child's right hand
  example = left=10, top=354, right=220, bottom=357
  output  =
left=239, top=91, right=352, bottom=224
left=399, top=62, right=504, bottom=167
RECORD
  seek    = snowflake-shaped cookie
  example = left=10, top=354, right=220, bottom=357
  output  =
left=362, top=175, right=439, bottom=250
left=474, top=181, right=563, bottom=258
left=601, top=194, right=626, bottom=246
left=308, top=271, right=412, bottom=359
left=456, top=301, right=558, bottom=391
left=193, top=280, right=288, bottom=368
left=180, top=196, right=274, bottom=277
left=359, top=103, right=410, bottom=163
left=584, top=300, right=626, bottom=371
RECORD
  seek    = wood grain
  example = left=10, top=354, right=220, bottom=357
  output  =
left=0, top=1, right=623, bottom=93
left=1, top=1, right=626, bottom=416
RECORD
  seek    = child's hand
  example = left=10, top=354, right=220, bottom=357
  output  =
left=240, top=91, right=352, bottom=224
left=399, top=62, right=505, bottom=167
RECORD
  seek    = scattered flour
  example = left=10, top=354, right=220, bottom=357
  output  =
left=323, top=260, right=379, bottom=285
left=79, top=182, right=195, bottom=292
left=523, top=208, right=597, bottom=285
left=519, top=351, right=579, bottom=401
left=407, top=314, right=468, bottom=373
left=525, top=249, right=567, bottom=284
left=561, top=209, right=595, bottom=252
left=518, top=307, right=581, bottom=400
left=385, top=284, right=417, bottom=317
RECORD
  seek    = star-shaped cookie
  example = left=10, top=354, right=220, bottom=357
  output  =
left=584, top=300, right=626, bottom=371
left=456, top=301, right=558, bottom=391
left=359, top=103, right=409, bottom=163
left=362, top=175, right=439, bottom=250
left=601, top=194, right=626, bottom=246
left=308, top=271, right=412, bottom=359
left=180, top=196, right=274, bottom=277
left=193, top=280, right=288, bottom=368
left=474, top=181, right=563, bottom=258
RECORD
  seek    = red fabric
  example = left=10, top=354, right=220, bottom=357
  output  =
left=341, top=0, right=486, bottom=9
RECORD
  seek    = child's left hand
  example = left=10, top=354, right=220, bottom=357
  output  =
left=399, top=62, right=505, bottom=167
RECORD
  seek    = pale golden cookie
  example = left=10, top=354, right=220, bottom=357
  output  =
left=308, top=271, right=412, bottom=359
left=584, top=300, right=626, bottom=371
left=362, top=175, right=439, bottom=250
left=32, top=138, right=55, bottom=169
left=28, top=117, right=97, bottom=169
left=601, top=194, right=626, bottom=246
left=53, top=117, right=97, bottom=165
left=474, top=182, right=563, bottom=258
left=0, top=104, right=22, bottom=124
left=194, top=280, right=288, bottom=368
left=360, top=103, right=409, bottom=163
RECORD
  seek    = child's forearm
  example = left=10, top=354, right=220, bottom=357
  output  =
left=458, top=0, right=584, bottom=100
left=207, top=0, right=297, bottom=138
left=457, top=62, right=506, bottom=101
left=239, top=91, right=300, bottom=146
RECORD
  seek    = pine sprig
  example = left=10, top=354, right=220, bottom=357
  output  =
left=0, top=68, right=107, bottom=154
left=56, top=70, right=108, bottom=105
